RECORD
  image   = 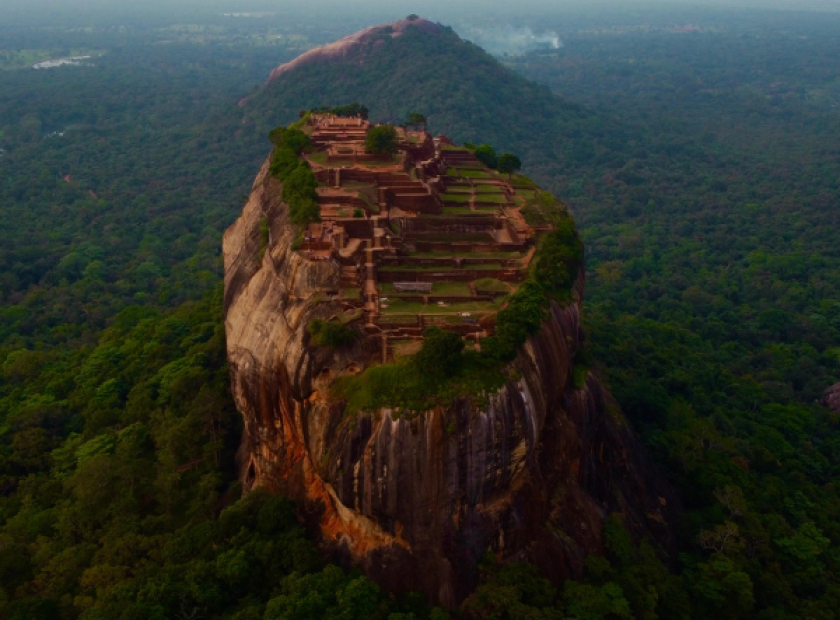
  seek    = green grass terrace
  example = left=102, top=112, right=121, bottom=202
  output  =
left=440, top=193, right=472, bottom=202
left=411, top=250, right=523, bottom=259
left=445, top=168, right=495, bottom=179
left=404, top=233, right=495, bottom=242
left=378, top=298, right=504, bottom=315
left=474, top=194, right=509, bottom=203
left=380, top=282, right=472, bottom=296
left=379, top=263, right=505, bottom=272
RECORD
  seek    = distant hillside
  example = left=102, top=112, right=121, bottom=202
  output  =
left=242, top=17, right=629, bottom=192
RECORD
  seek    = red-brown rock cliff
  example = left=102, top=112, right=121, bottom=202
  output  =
left=223, top=158, right=677, bottom=607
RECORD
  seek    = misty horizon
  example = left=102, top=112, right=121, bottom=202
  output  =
left=2, top=0, right=839, bottom=20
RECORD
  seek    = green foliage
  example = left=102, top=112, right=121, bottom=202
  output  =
left=282, top=164, right=321, bottom=227
left=487, top=281, right=550, bottom=361
left=485, top=211, right=582, bottom=364
left=531, top=216, right=584, bottom=298
left=245, top=22, right=584, bottom=179
left=264, top=565, right=384, bottom=620
left=414, top=327, right=465, bottom=376
left=333, top=350, right=509, bottom=416
left=462, top=558, right=558, bottom=620
left=308, top=319, right=358, bottom=348
left=599, top=517, right=692, bottom=620
left=496, top=153, right=522, bottom=177
left=563, top=582, right=632, bottom=620
left=572, top=363, right=589, bottom=389
left=327, top=102, right=369, bottom=119
left=353, top=208, right=365, bottom=218
left=689, top=554, right=755, bottom=619
left=270, top=146, right=303, bottom=180
left=267, top=121, right=321, bottom=228
left=268, top=127, right=310, bottom=154
left=365, top=125, right=398, bottom=156
left=520, top=191, right=565, bottom=228
left=0, top=284, right=440, bottom=620
left=0, top=290, right=291, bottom=618
left=473, top=144, right=498, bottom=169
left=462, top=553, right=639, bottom=620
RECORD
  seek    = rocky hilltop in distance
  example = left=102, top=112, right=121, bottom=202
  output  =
left=239, top=16, right=604, bottom=193
left=223, top=104, right=677, bottom=606
left=265, top=17, right=444, bottom=84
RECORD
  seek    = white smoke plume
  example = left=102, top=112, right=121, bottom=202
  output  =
left=453, top=24, right=562, bottom=56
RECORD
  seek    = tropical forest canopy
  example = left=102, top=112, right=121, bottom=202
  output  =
left=1, top=5, right=840, bottom=619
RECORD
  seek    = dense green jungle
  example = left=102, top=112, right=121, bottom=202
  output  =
left=1, top=5, right=840, bottom=619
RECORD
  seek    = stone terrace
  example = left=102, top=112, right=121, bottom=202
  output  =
left=298, top=113, right=541, bottom=362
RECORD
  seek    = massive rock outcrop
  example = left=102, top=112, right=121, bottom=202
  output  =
left=223, top=157, right=677, bottom=606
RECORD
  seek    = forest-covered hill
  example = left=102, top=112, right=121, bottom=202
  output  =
left=1, top=8, right=840, bottom=620
left=242, top=20, right=628, bottom=191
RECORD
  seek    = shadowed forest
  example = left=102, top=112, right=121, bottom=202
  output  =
left=1, top=6, right=840, bottom=619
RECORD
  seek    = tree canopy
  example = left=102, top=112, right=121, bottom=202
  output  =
left=497, top=153, right=522, bottom=177
left=473, top=144, right=498, bottom=169
left=365, top=124, right=398, bottom=156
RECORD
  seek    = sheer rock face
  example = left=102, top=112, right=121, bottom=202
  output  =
left=223, top=161, right=677, bottom=607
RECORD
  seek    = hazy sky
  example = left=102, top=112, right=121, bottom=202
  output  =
left=1, top=0, right=838, bottom=11
left=1, top=0, right=837, bottom=33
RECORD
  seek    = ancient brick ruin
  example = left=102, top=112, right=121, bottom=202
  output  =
left=299, top=113, right=543, bottom=360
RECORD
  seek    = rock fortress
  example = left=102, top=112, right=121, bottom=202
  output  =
left=295, top=111, right=541, bottom=358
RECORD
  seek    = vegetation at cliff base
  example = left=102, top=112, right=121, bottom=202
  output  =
left=0, top=291, right=336, bottom=619
left=461, top=517, right=690, bottom=620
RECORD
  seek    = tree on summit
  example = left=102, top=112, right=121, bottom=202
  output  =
left=365, top=125, right=398, bottom=156
left=497, top=153, right=522, bottom=178
left=269, top=127, right=310, bottom=154
left=330, top=102, right=369, bottom=119
left=474, top=144, right=498, bottom=169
